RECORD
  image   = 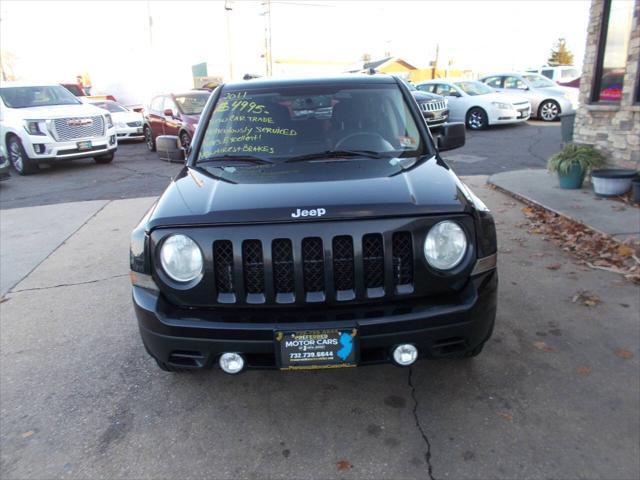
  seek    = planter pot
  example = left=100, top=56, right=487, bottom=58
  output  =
left=591, top=169, right=637, bottom=196
left=557, top=163, right=585, bottom=189
left=632, top=178, right=640, bottom=203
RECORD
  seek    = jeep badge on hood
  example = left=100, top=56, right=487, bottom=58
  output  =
left=291, top=208, right=326, bottom=218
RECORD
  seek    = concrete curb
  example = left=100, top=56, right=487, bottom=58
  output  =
left=487, top=178, right=633, bottom=244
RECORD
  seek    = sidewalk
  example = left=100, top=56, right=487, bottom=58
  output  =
left=488, top=169, right=640, bottom=243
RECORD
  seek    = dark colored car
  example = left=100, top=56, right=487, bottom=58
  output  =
left=130, top=75, right=497, bottom=374
left=143, top=91, right=211, bottom=152
left=402, top=80, right=449, bottom=130
left=0, top=146, right=10, bottom=181
left=61, top=83, right=87, bottom=97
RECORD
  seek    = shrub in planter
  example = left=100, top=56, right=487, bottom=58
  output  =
left=547, top=144, right=606, bottom=189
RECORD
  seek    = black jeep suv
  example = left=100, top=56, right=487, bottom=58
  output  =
left=130, top=75, right=497, bottom=373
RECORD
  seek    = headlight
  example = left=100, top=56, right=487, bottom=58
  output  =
left=424, top=221, right=467, bottom=270
left=159, top=234, right=203, bottom=283
left=23, top=120, right=45, bottom=136
left=491, top=102, right=512, bottom=110
left=105, top=113, right=114, bottom=129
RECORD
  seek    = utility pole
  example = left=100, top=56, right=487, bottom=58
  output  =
left=225, top=1, right=234, bottom=80
left=263, top=0, right=273, bottom=76
left=431, top=43, right=440, bottom=80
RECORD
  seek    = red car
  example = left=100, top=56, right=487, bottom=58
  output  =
left=143, top=91, right=211, bottom=153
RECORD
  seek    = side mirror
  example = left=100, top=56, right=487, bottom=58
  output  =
left=156, top=135, right=185, bottom=162
left=163, top=108, right=176, bottom=118
left=448, top=91, right=461, bottom=98
left=436, top=122, right=466, bottom=151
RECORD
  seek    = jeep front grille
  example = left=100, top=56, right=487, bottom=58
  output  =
left=420, top=100, right=447, bottom=112
left=212, top=232, right=414, bottom=304
left=52, top=116, right=105, bottom=141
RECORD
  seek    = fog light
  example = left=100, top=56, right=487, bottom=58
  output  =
left=219, top=353, right=245, bottom=374
left=109, top=135, right=116, bottom=146
left=392, top=344, right=418, bottom=366
left=33, top=144, right=45, bottom=154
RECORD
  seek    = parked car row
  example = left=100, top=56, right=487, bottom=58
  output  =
left=410, top=71, right=579, bottom=130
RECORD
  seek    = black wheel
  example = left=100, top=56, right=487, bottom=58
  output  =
left=538, top=100, right=560, bottom=121
left=179, top=131, right=191, bottom=150
left=155, top=359, right=191, bottom=373
left=466, top=107, right=488, bottom=130
left=94, top=151, right=115, bottom=164
left=144, top=126, right=156, bottom=152
left=6, top=136, right=37, bottom=175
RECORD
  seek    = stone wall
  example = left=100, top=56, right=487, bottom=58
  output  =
left=574, top=0, right=640, bottom=169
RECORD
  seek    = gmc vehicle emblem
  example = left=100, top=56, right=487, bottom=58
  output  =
left=67, top=118, right=93, bottom=127
left=291, top=208, right=326, bottom=218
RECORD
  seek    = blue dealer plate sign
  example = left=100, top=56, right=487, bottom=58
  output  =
left=276, top=329, right=357, bottom=370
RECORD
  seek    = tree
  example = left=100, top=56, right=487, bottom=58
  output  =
left=548, top=38, right=574, bottom=66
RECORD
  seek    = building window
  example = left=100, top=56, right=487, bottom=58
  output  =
left=592, top=0, right=634, bottom=103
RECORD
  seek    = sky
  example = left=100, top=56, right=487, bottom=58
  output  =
left=0, top=0, right=592, bottom=103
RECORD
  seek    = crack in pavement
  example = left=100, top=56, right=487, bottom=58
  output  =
left=9, top=273, right=129, bottom=294
left=408, top=367, right=437, bottom=480
left=3, top=200, right=113, bottom=294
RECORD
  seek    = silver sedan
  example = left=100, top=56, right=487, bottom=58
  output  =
left=479, top=73, right=579, bottom=121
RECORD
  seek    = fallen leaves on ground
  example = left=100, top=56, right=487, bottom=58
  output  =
left=533, top=341, right=557, bottom=353
left=21, top=431, right=34, bottom=439
left=546, top=263, right=562, bottom=270
left=521, top=204, right=640, bottom=284
left=497, top=411, right=513, bottom=422
left=577, top=366, right=592, bottom=376
left=336, top=459, right=353, bottom=471
left=571, top=290, right=602, bottom=307
left=614, top=348, right=634, bottom=359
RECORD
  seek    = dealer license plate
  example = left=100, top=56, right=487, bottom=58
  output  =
left=76, top=140, right=92, bottom=151
left=276, top=329, right=357, bottom=370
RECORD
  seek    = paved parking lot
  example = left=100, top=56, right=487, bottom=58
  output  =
left=0, top=121, right=561, bottom=210
left=1, top=122, right=638, bottom=479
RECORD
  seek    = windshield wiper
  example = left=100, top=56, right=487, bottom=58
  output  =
left=285, top=149, right=388, bottom=163
left=197, top=154, right=275, bottom=165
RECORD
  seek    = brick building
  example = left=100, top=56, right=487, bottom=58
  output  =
left=574, top=0, right=639, bottom=168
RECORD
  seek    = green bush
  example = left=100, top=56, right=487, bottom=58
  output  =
left=547, top=144, right=606, bottom=175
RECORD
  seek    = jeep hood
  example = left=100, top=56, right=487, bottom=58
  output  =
left=145, top=156, right=471, bottom=229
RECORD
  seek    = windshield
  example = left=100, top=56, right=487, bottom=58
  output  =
left=197, top=84, right=425, bottom=164
left=522, top=74, right=556, bottom=88
left=175, top=94, right=209, bottom=115
left=91, top=101, right=127, bottom=113
left=454, top=81, right=493, bottom=96
left=0, top=85, right=81, bottom=108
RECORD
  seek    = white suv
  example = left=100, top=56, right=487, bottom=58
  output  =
left=0, top=82, right=118, bottom=175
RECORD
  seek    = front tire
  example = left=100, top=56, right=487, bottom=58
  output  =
left=466, top=107, right=488, bottom=130
left=179, top=131, right=191, bottom=150
left=94, top=151, right=115, bottom=164
left=538, top=100, right=560, bottom=121
left=7, top=136, right=37, bottom=175
left=144, top=126, right=156, bottom=152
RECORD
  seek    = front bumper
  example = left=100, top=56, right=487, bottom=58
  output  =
left=115, top=125, right=144, bottom=140
left=134, top=269, right=498, bottom=370
left=422, top=109, right=449, bottom=129
left=22, top=129, right=118, bottom=162
left=489, top=106, right=530, bottom=125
